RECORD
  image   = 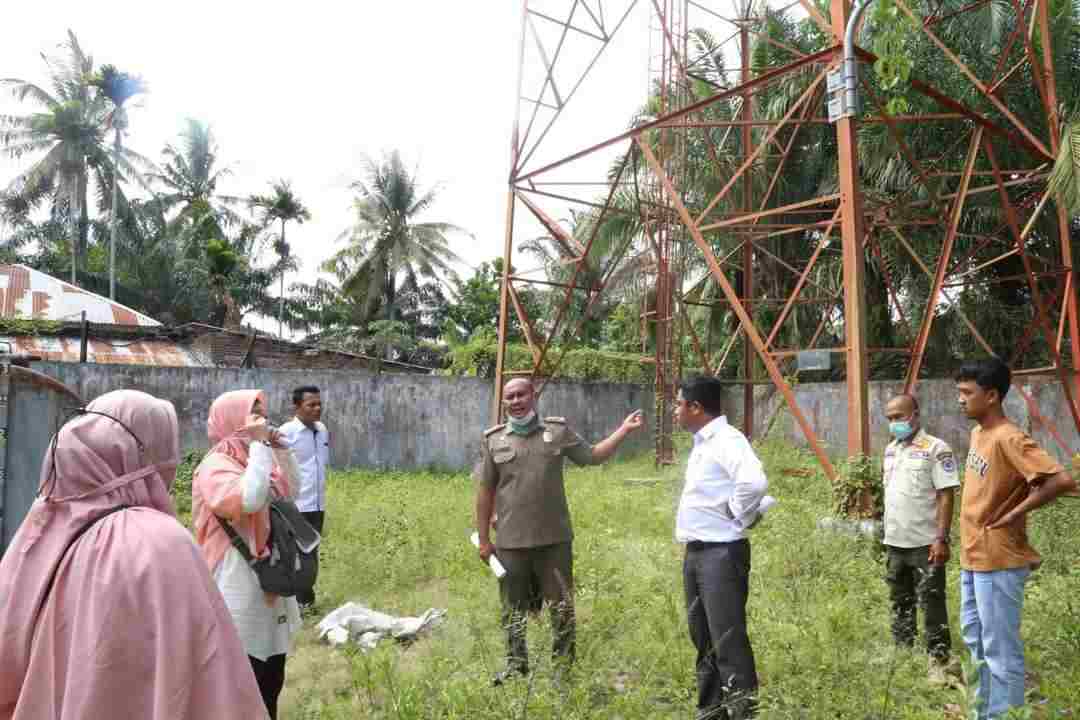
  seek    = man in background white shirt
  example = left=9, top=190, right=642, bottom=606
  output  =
left=674, top=376, right=770, bottom=720
left=279, top=385, right=330, bottom=609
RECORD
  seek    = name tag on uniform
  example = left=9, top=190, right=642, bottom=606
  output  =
left=908, top=450, right=930, bottom=460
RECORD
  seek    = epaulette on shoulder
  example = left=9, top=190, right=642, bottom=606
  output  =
left=484, top=424, right=506, bottom=437
left=544, top=416, right=567, bottom=424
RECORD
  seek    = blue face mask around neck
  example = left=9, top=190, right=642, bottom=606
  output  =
left=508, top=411, right=538, bottom=435
left=889, top=420, right=915, bottom=440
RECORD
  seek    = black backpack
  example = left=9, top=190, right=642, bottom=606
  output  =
left=217, top=498, right=319, bottom=597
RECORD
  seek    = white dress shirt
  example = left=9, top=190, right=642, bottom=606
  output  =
left=676, top=416, right=769, bottom=543
left=279, top=418, right=330, bottom=513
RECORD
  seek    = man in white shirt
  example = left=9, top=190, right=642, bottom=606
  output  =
left=674, top=376, right=770, bottom=720
left=279, top=385, right=330, bottom=609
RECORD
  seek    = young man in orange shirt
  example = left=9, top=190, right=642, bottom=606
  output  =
left=955, top=358, right=1076, bottom=719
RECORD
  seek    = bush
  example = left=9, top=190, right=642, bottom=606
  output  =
left=828, top=453, right=884, bottom=519
left=172, top=450, right=204, bottom=527
left=444, top=328, right=659, bottom=383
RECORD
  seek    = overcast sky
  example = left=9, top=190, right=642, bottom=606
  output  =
left=0, top=0, right=656, bottom=296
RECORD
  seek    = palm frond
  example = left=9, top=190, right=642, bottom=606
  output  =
left=1048, top=119, right=1080, bottom=214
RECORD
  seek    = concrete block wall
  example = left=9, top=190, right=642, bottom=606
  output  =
left=725, top=377, right=1076, bottom=461
left=31, top=363, right=1078, bottom=471
left=35, top=363, right=653, bottom=471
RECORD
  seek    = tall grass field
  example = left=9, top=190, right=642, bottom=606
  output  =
left=175, top=439, right=1080, bottom=718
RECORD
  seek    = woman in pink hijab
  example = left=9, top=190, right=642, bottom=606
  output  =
left=0, top=389, right=268, bottom=720
left=192, top=389, right=302, bottom=720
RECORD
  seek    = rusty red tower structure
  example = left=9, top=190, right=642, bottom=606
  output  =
left=492, top=0, right=1080, bottom=477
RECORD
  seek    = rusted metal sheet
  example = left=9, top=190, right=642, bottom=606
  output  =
left=0, top=264, right=160, bottom=327
left=0, top=336, right=203, bottom=368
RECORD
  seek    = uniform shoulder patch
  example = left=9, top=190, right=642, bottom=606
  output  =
left=483, top=424, right=506, bottom=437
left=937, top=448, right=957, bottom=473
left=544, top=416, right=567, bottom=424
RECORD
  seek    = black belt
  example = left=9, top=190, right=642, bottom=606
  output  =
left=686, top=539, right=747, bottom=551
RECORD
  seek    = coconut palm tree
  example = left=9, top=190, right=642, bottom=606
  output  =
left=0, top=31, right=150, bottom=284
left=205, top=236, right=243, bottom=328
left=249, top=180, right=310, bottom=337
left=150, top=119, right=242, bottom=252
left=326, top=151, right=468, bottom=330
left=91, top=64, right=147, bottom=300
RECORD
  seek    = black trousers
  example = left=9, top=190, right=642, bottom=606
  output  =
left=884, top=545, right=951, bottom=661
left=684, top=540, right=758, bottom=720
left=497, top=542, right=575, bottom=672
left=298, top=510, right=325, bottom=606
left=250, top=654, right=287, bottom=720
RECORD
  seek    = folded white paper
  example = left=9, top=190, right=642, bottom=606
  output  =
left=470, top=531, right=507, bottom=578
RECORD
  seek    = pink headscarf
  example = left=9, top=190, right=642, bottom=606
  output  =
left=0, top=389, right=267, bottom=719
left=192, top=389, right=294, bottom=574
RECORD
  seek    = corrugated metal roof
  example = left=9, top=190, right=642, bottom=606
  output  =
left=0, top=264, right=161, bottom=327
left=0, top=335, right=204, bottom=367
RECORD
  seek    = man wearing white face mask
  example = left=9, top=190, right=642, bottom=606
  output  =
left=882, top=393, right=960, bottom=684
left=475, top=377, right=644, bottom=685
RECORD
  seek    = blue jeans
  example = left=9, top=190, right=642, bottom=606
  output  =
left=960, top=567, right=1030, bottom=719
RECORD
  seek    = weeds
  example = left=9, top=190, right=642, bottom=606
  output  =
left=266, top=439, right=1079, bottom=718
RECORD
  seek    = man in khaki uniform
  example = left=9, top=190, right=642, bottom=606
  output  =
left=882, top=393, right=960, bottom=683
left=475, top=378, right=643, bottom=684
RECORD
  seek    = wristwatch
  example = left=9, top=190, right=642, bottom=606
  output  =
left=935, top=534, right=950, bottom=544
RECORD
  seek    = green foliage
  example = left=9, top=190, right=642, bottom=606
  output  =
left=250, top=179, right=312, bottom=231
left=0, top=317, right=63, bottom=335
left=828, top=452, right=884, bottom=519
left=870, top=0, right=917, bottom=115
left=0, top=31, right=153, bottom=279
left=89, top=65, right=148, bottom=113
left=205, top=237, right=239, bottom=279
left=280, top=441, right=1080, bottom=717
left=444, top=327, right=652, bottom=383
left=324, top=151, right=468, bottom=330
left=1048, top=119, right=1080, bottom=215
left=171, top=450, right=204, bottom=528
left=444, top=261, right=501, bottom=340
left=443, top=259, right=541, bottom=344
left=600, top=301, right=644, bottom=353
left=365, top=319, right=416, bottom=370
left=555, top=347, right=655, bottom=383
left=443, top=327, right=504, bottom=377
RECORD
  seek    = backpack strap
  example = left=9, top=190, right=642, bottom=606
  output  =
left=215, top=515, right=257, bottom=566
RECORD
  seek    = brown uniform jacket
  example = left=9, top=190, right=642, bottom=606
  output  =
left=479, top=418, right=598, bottom=550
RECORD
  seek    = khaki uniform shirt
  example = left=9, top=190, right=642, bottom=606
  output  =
left=960, top=422, right=1063, bottom=572
left=480, top=417, right=597, bottom=550
left=883, top=429, right=960, bottom=548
